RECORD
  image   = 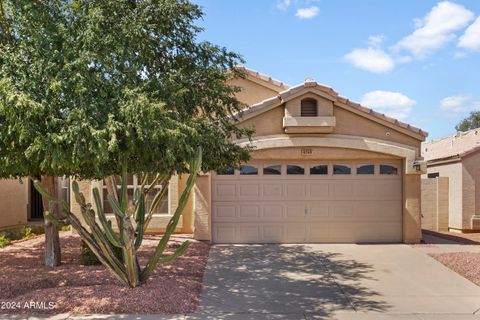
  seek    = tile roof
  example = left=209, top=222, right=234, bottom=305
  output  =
left=422, top=128, right=480, bottom=161
left=238, top=66, right=290, bottom=90
left=238, top=77, right=428, bottom=138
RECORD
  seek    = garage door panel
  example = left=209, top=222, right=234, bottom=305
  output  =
left=215, top=204, right=237, bottom=218
left=285, top=224, right=308, bottom=242
left=262, top=204, right=284, bottom=218
left=239, top=205, right=260, bottom=218
left=214, top=183, right=236, bottom=200
left=355, top=182, right=376, bottom=198
left=262, top=225, right=284, bottom=243
left=376, top=181, right=402, bottom=199
left=332, top=182, right=354, bottom=198
left=239, top=183, right=260, bottom=197
left=286, top=183, right=307, bottom=199
left=286, top=203, right=306, bottom=219
left=237, top=226, right=260, bottom=242
left=309, top=183, right=330, bottom=198
left=309, top=204, right=330, bottom=218
left=212, top=160, right=402, bottom=243
left=262, top=183, right=283, bottom=197
left=215, top=226, right=236, bottom=243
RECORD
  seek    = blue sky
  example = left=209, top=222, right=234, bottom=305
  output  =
left=193, top=0, right=480, bottom=140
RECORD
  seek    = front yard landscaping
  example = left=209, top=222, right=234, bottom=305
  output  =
left=430, top=252, right=480, bottom=286
left=0, top=231, right=210, bottom=314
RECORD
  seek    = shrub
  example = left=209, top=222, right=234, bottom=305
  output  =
left=0, top=236, right=11, bottom=248
left=80, top=241, right=123, bottom=266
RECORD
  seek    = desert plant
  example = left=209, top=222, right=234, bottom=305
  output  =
left=0, top=236, right=11, bottom=248
left=0, top=0, right=250, bottom=268
left=34, top=148, right=202, bottom=287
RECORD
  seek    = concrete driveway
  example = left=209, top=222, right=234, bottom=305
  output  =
left=193, top=244, right=480, bottom=319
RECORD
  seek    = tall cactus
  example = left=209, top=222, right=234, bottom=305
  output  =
left=33, top=148, right=202, bottom=288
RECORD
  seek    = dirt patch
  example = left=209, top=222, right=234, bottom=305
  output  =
left=429, top=252, right=480, bottom=286
left=0, top=232, right=210, bottom=314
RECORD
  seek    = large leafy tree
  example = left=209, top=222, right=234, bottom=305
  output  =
left=0, top=0, right=250, bottom=274
left=456, top=111, right=480, bottom=132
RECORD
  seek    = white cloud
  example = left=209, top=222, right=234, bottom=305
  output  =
left=459, top=17, right=480, bottom=51
left=361, top=90, right=416, bottom=120
left=395, top=1, right=474, bottom=57
left=439, top=95, right=480, bottom=118
left=344, top=47, right=395, bottom=73
left=295, top=6, right=319, bottom=19
left=276, top=0, right=291, bottom=11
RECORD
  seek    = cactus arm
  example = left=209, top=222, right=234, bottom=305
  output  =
left=107, top=194, right=126, bottom=218
left=140, top=148, right=202, bottom=282
left=143, top=176, right=170, bottom=231
left=34, top=179, right=130, bottom=286
left=160, top=240, right=190, bottom=265
left=134, top=193, right=146, bottom=250
left=92, top=188, right=123, bottom=248
left=120, top=165, right=128, bottom=212
left=73, top=187, right=128, bottom=280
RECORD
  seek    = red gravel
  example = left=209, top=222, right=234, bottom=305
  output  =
left=430, top=252, right=480, bottom=286
left=0, top=232, right=210, bottom=314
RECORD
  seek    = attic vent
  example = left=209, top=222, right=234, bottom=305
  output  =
left=301, top=98, right=318, bottom=117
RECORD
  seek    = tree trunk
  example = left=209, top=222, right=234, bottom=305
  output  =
left=40, top=175, right=61, bottom=267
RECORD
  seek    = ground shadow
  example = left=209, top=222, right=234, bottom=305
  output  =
left=195, top=244, right=389, bottom=319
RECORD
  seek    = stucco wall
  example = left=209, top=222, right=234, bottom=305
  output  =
left=421, top=177, right=449, bottom=232
left=0, top=179, right=28, bottom=230
left=426, top=162, right=463, bottom=230
left=237, top=106, right=285, bottom=137
left=461, top=152, right=480, bottom=230
left=227, top=78, right=280, bottom=106
left=403, top=172, right=422, bottom=243
left=238, top=104, right=421, bottom=154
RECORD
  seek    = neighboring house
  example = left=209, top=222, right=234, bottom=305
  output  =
left=1, top=68, right=428, bottom=243
left=0, top=177, right=69, bottom=230
left=422, top=128, right=480, bottom=232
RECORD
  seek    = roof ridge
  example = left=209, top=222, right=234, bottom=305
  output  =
left=238, top=66, right=290, bottom=90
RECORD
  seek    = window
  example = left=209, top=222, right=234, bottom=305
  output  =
left=240, top=165, right=258, bottom=175
left=300, top=98, right=318, bottom=117
left=287, top=165, right=305, bottom=175
left=357, top=164, right=374, bottom=175
left=102, top=175, right=168, bottom=215
left=263, top=164, right=281, bottom=175
left=333, top=165, right=351, bottom=175
left=380, top=165, right=398, bottom=175
left=310, top=165, right=328, bottom=175
left=428, top=172, right=439, bottom=178
left=217, top=167, right=234, bottom=175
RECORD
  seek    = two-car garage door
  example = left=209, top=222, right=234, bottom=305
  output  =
left=211, top=160, right=402, bottom=243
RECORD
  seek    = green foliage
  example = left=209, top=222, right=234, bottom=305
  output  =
left=60, top=225, right=72, bottom=232
left=34, top=148, right=202, bottom=287
left=455, top=111, right=480, bottom=132
left=0, top=225, right=45, bottom=248
left=0, top=235, right=11, bottom=248
left=0, top=0, right=251, bottom=180
left=80, top=240, right=122, bottom=266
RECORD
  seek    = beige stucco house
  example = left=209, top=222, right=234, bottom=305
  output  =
left=1, top=68, right=428, bottom=243
left=423, top=128, right=480, bottom=232
left=72, top=68, right=428, bottom=244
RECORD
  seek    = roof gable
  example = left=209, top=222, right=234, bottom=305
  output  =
left=237, top=78, right=428, bottom=140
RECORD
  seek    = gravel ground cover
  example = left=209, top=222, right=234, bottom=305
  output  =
left=0, top=232, right=210, bottom=315
left=429, top=252, right=480, bottom=286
